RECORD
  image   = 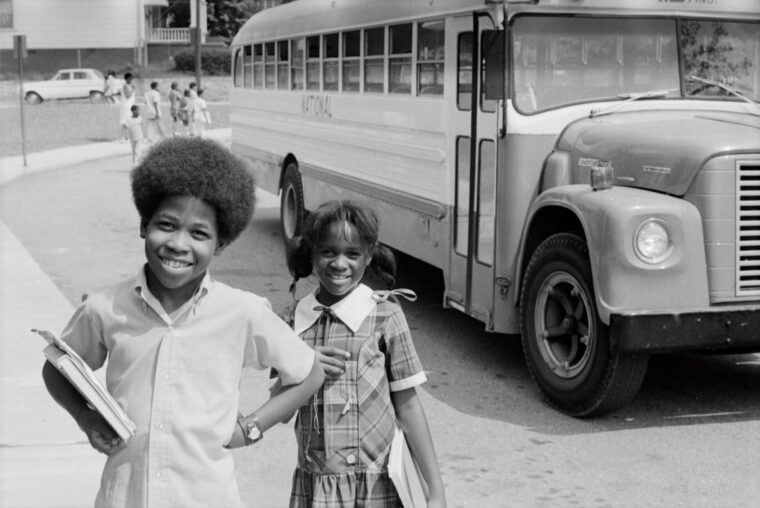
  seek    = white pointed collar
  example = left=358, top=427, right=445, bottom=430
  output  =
left=293, top=283, right=375, bottom=336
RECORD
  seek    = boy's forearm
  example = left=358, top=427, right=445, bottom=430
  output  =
left=248, top=355, right=324, bottom=433
left=42, top=360, right=89, bottom=425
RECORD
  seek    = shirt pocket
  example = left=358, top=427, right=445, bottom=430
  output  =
left=184, top=353, right=241, bottom=413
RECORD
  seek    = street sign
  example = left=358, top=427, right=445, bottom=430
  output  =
left=13, top=34, right=26, bottom=59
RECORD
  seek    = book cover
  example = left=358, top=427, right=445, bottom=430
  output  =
left=388, top=427, right=428, bottom=508
left=35, top=329, right=136, bottom=442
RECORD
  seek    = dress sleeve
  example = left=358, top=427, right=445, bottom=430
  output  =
left=385, top=305, right=427, bottom=392
left=244, top=295, right=315, bottom=386
left=59, top=296, right=108, bottom=371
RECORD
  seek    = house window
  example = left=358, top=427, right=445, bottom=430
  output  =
left=389, top=23, right=412, bottom=94
left=418, top=20, right=445, bottom=96
left=0, top=0, right=13, bottom=29
left=364, top=27, right=384, bottom=93
left=342, top=30, right=361, bottom=92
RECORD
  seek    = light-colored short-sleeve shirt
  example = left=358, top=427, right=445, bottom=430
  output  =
left=61, top=266, right=315, bottom=508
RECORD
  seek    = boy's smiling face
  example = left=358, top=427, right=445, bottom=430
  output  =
left=141, top=195, right=221, bottom=303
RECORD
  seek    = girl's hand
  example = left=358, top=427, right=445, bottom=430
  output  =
left=78, top=408, right=125, bottom=456
left=314, top=346, right=349, bottom=379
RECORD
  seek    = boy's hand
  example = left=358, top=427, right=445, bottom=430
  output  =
left=77, top=408, right=125, bottom=456
left=314, top=346, right=349, bottom=379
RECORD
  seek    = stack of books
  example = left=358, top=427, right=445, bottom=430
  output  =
left=34, top=329, right=136, bottom=442
left=388, top=427, right=428, bottom=508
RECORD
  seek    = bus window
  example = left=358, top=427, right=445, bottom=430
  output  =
left=455, top=136, right=470, bottom=256
left=512, top=17, right=679, bottom=112
left=265, top=42, right=276, bottom=89
left=364, top=27, right=385, bottom=93
left=458, top=32, right=473, bottom=110
left=253, top=44, right=263, bottom=89
left=418, top=19, right=444, bottom=96
left=233, top=47, right=243, bottom=87
left=291, top=38, right=305, bottom=90
left=323, top=32, right=339, bottom=91
left=307, top=36, right=321, bottom=90
left=481, top=31, right=502, bottom=111
left=277, top=40, right=289, bottom=89
left=389, top=23, right=412, bottom=94
left=477, top=139, right=495, bottom=265
left=343, top=30, right=361, bottom=92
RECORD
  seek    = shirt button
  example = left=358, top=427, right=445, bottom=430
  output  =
left=346, top=454, right=356, bottom=465
left=157, top=422, right=165, bottom=430
left=163, top=373, right=170, bottom=380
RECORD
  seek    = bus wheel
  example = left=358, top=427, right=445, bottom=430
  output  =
left=520, top=233, right=648, bottom=417
left=280, top=163, right=306, bottom=254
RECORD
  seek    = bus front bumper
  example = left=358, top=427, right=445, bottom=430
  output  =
left=610, top=306, right=760, bottom=353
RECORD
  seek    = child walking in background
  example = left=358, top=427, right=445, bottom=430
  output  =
left=125, top=104, right=143, bottom=164
left=42, top=137, right=325, bottom=508
left=168, top=81, right=182, bottom=136
left=192, top=88, right=211, bottom=137
left=285, top=200, right=446, bottom=508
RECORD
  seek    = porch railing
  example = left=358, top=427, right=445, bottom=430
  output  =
left=147, top=27, right=190, bottom=44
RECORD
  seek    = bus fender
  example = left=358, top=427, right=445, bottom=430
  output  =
left=517, top=185, right=709, bottom=324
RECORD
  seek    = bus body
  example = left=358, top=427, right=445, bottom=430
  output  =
left=230, top=0, right=760, bottom=416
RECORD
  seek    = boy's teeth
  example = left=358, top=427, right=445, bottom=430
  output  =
left=163, top=258, right=189, bottom=268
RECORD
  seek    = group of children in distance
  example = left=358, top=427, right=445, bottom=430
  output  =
left=42, top=137, right=447, bottom=508
left=120, top=77, right=211, bottom=164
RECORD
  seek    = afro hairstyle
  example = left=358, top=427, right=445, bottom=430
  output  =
left=130, top=137, right=255, bottom=247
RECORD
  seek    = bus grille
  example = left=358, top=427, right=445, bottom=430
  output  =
left=737, top=160, right=760, bottom=296
left=686, top=156, right=760, bottom=302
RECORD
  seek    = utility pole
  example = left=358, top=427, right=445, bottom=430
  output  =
left=195, top=0, right=202, bottom=90
left=14, top=35, right=28, bottom=167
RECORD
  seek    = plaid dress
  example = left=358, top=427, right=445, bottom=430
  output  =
left=289, top=284, right=427, bottom=508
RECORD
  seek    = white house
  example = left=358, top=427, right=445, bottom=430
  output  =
left=0, top=0, right=208, bottom=76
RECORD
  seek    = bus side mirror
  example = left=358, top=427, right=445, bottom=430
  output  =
left=483, top=30, right=505, bottom=101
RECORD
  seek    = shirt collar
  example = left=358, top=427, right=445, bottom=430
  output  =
left=294, top=283, right=375, bottom=335
left=133, top=264, right=212, bottom=316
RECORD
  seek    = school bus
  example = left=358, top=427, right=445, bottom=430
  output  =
left=230, top=0, right=760, bottom=416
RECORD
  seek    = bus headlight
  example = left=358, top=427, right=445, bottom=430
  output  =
left=634, top=218, right=673, bottom=264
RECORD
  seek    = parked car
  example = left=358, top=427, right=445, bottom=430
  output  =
left=22, top=68, right=122, bottom=104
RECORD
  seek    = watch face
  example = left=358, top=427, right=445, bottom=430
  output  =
left=247, top=422, right=261, bottom=440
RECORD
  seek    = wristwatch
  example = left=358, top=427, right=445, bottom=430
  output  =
left=239, top=414, right=263, bottom=445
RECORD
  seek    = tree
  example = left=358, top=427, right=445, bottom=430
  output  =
left=206, top=0, right=260, bottom=43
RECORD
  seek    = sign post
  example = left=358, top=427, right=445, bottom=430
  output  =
left=13, top=34, right=27, bottom=167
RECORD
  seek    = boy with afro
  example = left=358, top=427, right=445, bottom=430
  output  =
left=42, top=137, right=324, bottom=508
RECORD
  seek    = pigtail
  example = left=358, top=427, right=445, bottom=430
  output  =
left=286, top=236, right=314, bottom=282
left=368, top=243, right=397, bottom=289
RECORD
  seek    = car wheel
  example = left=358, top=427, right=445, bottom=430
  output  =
left=89, top=91, right=105, bottom=103
left=280, top=163, right=306, bottom=263
left=25, top=92, right=42, bottom=105
left=520, top=232, right=649, bottom=417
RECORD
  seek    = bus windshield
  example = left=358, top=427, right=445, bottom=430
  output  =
left=512, top=16, right=759, bottom=113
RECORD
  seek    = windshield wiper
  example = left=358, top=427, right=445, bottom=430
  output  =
left=589, top=89, right=677, bottom=118
left=688, top=75, right=759, bottom=110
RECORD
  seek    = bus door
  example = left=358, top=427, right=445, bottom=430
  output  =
left=446, top=13, right=500, bottom=327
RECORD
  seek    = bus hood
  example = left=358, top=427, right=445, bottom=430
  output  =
left=558, top=110, right=760, bottom=196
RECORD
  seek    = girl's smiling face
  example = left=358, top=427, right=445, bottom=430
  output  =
left=141, top=195, right=221, bottom=304
left=313, top=221, right=372, bottom=306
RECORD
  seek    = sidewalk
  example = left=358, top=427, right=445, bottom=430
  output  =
left=0, top=130, right=232, bottom=507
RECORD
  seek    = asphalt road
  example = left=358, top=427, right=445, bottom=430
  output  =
left=1, top=155, right=759, bottom=507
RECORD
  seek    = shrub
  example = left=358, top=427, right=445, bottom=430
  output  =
left=173, top=50, right=230, bottom=76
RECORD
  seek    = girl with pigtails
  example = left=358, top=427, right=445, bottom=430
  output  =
left=284, top=200, right=446, bottom=507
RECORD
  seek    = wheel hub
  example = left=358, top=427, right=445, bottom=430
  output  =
left=534, top=272, right=594, bottom=379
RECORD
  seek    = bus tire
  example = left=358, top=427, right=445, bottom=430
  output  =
left=280, top=163, right=306, bottom=254
left=519, top=232, right=649, bottom=417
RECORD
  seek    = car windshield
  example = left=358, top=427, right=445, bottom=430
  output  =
left=92, top=69, right=104, bottom=79
left=512, top=16, right=759, bottom=113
